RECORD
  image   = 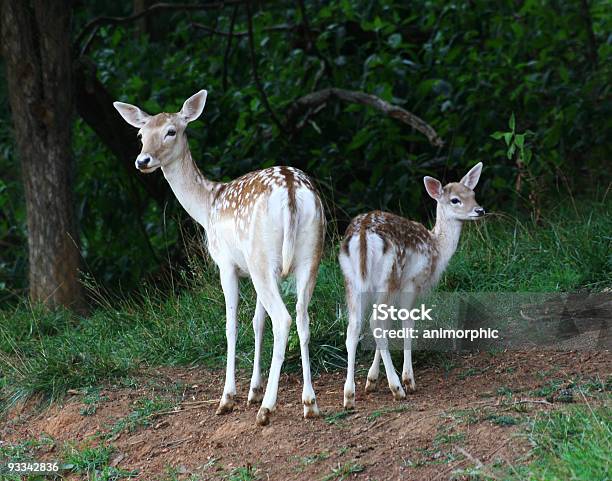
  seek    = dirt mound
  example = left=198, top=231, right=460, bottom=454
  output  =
left=2, top=351, right=609, bottom=480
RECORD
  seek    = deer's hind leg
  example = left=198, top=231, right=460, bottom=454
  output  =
left=249, top=266, right=292, bottom=426
left=343, top=284, right=367, bottom=409
left=247, top=298, right=266, bottom=405
left=401, top=288, right=418, bottom=393
left=371, top=290, right=406, bottom=401
left=294, top=256, right=321, bottom=419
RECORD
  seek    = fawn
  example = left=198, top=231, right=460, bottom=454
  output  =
left=339, top=163, right=485, bottom=408
left=114, top=91, right=325, bottom=425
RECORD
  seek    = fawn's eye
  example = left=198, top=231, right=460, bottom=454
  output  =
left=451, top=198, right=461, bottom=205
left=166, top=129, right=176, bottom=137
left=137, top=132, right=142, bottom=140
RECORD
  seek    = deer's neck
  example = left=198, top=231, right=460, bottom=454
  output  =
left=161, top=145, right=218, bottom=229
left=431, top=205, right=463, bottom=279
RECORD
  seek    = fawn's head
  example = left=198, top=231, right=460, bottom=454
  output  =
left=423, top=162, right=485, bottom=221
left=113, top=90, right=207, bottom=173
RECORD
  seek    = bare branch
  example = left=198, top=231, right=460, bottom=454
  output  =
left=191, top=21, right=293, bottom=37
left=245, top=0, right=286, bottom=134
left=75, top=1, right=246, bottom=49
left=287, top=88, right=444, bottom=147
left=79, top=24, right=101, bottom=57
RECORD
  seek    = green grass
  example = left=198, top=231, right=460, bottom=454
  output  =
left=321, top=461, right=364, bottom=481
left=324, top=410, right=354, bottom=425
left=0, top=437, right=136, bottom=481
left=290, top=451, right=331, bottom=472
left=464, top=406, right=611, bottom=480
left=103, top=397, right=173, bottom=440
left=0, top=436, right=55, bottom=462
left=0, top=198, right=610, bottom=410
left=80, top=386, right=108, bottom=416
left=486, top=414, right=519, bottom=426
left=226, top=465, right=260, bottom=481
left=441, top=198, right=611, bottom=292
left=366, top=404, right=409, bottom=421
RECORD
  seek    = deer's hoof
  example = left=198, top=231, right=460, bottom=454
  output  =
left=402, top=377, right=416, bottom=393
left=247, top=386, right=264, bottom=406
left=256, top=407, right=271, bottom=426
left=343, top=392, right=356, bottom=410
left=365, top=377, right=378, bottom=393
left=390, top=384, right=406, bottom=401
left=215, top=395, right=235, bottom=415
left=303, top=398, right=320, bottom=419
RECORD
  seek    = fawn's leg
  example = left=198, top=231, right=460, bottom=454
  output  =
left=343, top=286, right=363, bottom=409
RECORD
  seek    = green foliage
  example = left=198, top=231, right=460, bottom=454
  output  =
left=491, top=114, right=533, bottom=163
left=1, top=0, right=610, bottom=298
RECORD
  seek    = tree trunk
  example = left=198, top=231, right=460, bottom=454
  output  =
left=133, top=0, right=149, bottom=38
left=0, top=0, right=82, bottom=309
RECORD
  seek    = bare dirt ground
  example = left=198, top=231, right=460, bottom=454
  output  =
left=2, top=350, right=610, bottom=481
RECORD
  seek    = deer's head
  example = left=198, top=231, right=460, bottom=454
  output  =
left=424, top=162, right=485, bottom=221
left=113, top=90, right=207, bottom=173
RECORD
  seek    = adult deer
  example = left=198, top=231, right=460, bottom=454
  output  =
left=113, top=90, right=325, bottom=425
left=339, top=163, right=485, bottom=409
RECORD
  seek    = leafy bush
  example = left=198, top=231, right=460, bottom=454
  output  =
left=1, top=0, right=610, bottom=296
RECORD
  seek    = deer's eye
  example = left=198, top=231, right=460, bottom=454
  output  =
left=451, top=198, right=461, bottom=205
left=137, top=133, right=142, bottom=140
left=166, top=129, right=176, bottom=137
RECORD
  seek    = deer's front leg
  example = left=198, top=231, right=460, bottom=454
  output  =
left=216, top=266, right=239, bottom=415
left=365, top=349, right=381, bottom=392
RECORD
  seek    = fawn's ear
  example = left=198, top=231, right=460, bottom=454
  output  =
left=113, top=101, right=151, bottom=128
left=424, top=176, right=443, bottom=200
left=460, top=162, right=483, bottom=190
left=180, top=90, right=207, bottom=123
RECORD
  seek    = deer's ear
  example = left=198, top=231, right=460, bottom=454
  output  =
left=113, top=101, right=151, bottom=128
left=180, top=90, right=207, bottom=123
left=460, top=162, right=483, bottom=190
left=424, top=176, right=443, bottom=200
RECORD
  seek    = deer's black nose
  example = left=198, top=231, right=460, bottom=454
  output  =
left=475, top=207, right=485, bottom=217
left=136, top=156, right=150, bottom=169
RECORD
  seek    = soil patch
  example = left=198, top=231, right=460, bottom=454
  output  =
left=2, top=350, right=609, bottom=480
